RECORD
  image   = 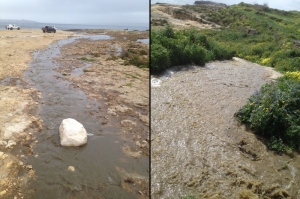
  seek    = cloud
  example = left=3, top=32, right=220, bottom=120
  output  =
left=151, top=0, right=300, bottom=11
left=0, top=0, right=149, bottom=25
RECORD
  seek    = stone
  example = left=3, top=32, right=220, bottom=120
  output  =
left=0, top=190, right=6, bottom=196
left=59, top=118, right=87, bottom=147
left=0, top=141, right=7, bottom=146
left=5, top=140, right=16, bottom=149
left=68, top=166, right=75, bottom=172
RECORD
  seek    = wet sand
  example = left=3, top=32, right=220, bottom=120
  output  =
left=151, top=58, right=300, bottom=198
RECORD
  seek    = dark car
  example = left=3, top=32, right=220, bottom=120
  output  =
left=42, top=26, right=57, bottom=33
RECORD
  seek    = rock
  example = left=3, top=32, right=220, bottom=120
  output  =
left=0, top=190, right=6, bottom=196
left=59, top=118, right=87, bottom=147
left=68, top=166, right=75, bottom=172
left=0, top=141, right=7, bottom=146
left=5, top=140, right=16, bottom=149
left=3, top=121, right=30, bottom=139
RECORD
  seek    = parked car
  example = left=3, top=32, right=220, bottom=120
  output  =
left=42, top=26, right=57, bottom=33
left=5, top=24, right=20, bottom=30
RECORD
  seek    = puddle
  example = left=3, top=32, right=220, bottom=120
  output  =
left=151, top=60, right=300, bottom=198
left=73, top=34, right=111, bottom=40
left=70, top=63, right=91, bottom=76
left=13, top=35, right=148, bottom=198
left=137, top=38, right=149, bottom=44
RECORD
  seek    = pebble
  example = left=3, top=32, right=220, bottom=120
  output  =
left=68, top=166, right=75, bottom=172
left=6, top=140, right=16, bottom=149
left=0, top=190, right=6, bottom=195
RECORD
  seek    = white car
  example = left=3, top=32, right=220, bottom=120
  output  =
left=5, top=24, right=20, bottom=30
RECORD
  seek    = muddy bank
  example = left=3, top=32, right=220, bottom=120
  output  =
left=0, top=29, right=73, bottom=198
left=151, top=58, right=300, bottom=198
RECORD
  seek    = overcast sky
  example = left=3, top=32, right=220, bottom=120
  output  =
left=151, top=0, right=300, bottom=11
left=0, top=0, right=149, bottom=26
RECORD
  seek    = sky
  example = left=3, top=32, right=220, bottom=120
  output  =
left=151, top=0, right=300, bottom=11
left=0, top=0, right=149, bottom=26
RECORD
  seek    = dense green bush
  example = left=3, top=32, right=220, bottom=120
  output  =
left=151, top=27, right=234, bottom=74
left=235, top=73, right=300, bottom=153
left=151, top=44, right=170, bottom=73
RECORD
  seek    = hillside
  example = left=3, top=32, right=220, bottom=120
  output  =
left=151, top=2, right=300, bottom=72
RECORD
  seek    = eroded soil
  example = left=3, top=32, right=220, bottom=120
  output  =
left=151, top=58, right=300, bottom=198
left=151, top=4, right=220, bottom=30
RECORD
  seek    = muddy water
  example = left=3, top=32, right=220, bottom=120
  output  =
left=18, top=36, right=148, bottom=199
left=151, top=58, right=300, bottom=198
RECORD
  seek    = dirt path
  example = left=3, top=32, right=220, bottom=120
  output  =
left=151, top=58, right=300, bottom=198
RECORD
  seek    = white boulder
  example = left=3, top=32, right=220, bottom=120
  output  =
left=59, top=118, right=87, bottom=147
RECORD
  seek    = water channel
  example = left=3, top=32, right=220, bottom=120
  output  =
left=151, top=59, right=300, bottom=198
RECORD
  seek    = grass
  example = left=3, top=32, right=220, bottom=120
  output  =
left=124, top=73, right=139, bottom=79
left=120, top=47, right=149, bottom=68
left=182, top=2, right=300, bottom=72
left=79, top=57, right=95, bottom=62
left=169, top=195, right=196, bottom=199
left=106, top=54, right=118, bottom=61
left=126, top=83, right=132, bottom=87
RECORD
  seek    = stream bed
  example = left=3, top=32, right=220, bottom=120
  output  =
left=11, top=35, right=148, bottom=199
left=151, top=58, right=300, bottom=198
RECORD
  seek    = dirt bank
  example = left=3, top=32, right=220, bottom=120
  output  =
left=0, top=29, right=72, bottom=198
left=151, top=4, right=220, bottom=30
left=151, top=58, right=300, bottom=198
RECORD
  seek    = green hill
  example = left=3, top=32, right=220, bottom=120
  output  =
left=151, top=2, right=300, bottom=73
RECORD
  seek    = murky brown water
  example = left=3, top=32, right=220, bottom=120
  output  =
left=10, top=36, right=149, bottom=199
left=151, top=58, right=300, bottom=198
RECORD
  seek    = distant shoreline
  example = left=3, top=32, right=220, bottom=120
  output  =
left=0, top=20, right=148, bottom=31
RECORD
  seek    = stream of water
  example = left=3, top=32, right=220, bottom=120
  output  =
left=151, top=59, right=300, bottom=198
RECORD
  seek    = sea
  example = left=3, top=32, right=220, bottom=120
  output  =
left=0, top=20, right=149, bottom=31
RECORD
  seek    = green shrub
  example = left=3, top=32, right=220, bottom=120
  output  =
left=151, top=27, right=234, bottom=73
left=151, top=44, right=170, bottom=73
left=235, top=75, right=300, bottom=153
